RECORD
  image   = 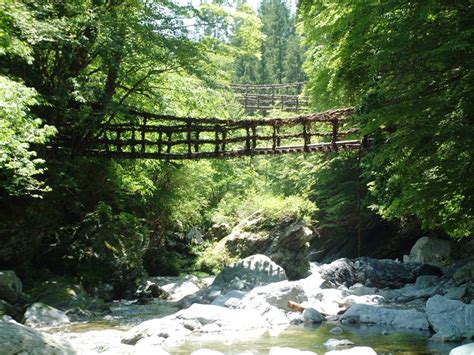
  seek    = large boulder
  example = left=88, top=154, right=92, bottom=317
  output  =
left=214, top=217, right=313, bottom=280
left=0, top=321, right=73, bottom=354
left=355, top=257, right=442, bottom=289
left=426, top=295, right=474, bottom=341
left=340, top=304, right=429, bottom=330
left=452, top=260, right=474, bottom=285
left=122, top=303, right=270, bottom=346
left=450, top=343, right=474, bottom=355
left=0, top=270, right=23, bottom=304
left=240, top=280, right=308, bottom=311
left=212, top=254, right=287, bottom=292
left=269, top=221, right=314, bottom=280
left=23, top=303, right=70, bottom=328
left=32, top=279, right=108, bottom=312
left=320, top=259, right=357, bottom=288
left=405, top=237, right=453, bottom=266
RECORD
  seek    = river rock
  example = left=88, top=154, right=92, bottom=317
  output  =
left=406, top=237, right=453, bottom=266
left=135, top=281, right=169, bottom=303
left=355, top=257, right=442, bottom=289
left=444, top=286, right=466, bottom=300
left=174, top=303, right=270, bottom=332
left=211, top=289, right=247, bottom=307
left=23, top=302, right=70, bottom=328
left=212, top=254, right=287, bottom=292
left=269, top=220, right=314, bottom=280
left=452, top=260, right=474, bottom=285
left=0, top=270, right=23, bottom=304
left=325, top=347, right=377, bottom=355
left=122, top=318, right=190, bottom=345
left=213, top=216, right=313, bottom=280
left=123, top=303, right=270, bottom=346
left=426, top=295, right=474, bottom=341
left=320, top=258, right=357, bottom=288
left=240, top=280, right=307, bottom=311
left=60, top=329, right=132, bottom=354
left=340, top=304, right=429, bottom=330
left=0, top=321, right=73, bottom=354
left=269, top=347, right=317, bottom=355
left=154, top=275, right=213, bottom=303
left=33, top=279, right=108, bottom=312
left=324, top=338, right=354, bottom=350
left=449, top=343, right=474, bottom=355
left=303, top=307, right=325, bottom=323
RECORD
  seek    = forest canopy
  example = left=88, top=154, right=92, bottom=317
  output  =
left=0, top=0, right=472, bottom=296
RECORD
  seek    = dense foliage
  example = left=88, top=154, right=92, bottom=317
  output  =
left=300, top=0, right=473, bottom=238
left=0, top=0, right=471, bottom=300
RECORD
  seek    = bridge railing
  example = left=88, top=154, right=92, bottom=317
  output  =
left=230, top=82, right=308, bottom=112
left=81, top=107, right=360, bottom=160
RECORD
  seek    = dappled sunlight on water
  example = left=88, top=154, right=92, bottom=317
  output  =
left=171, top=323, right=458, bottom=355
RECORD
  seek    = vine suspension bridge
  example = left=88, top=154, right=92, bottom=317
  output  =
left=58, top=83, right=362, bottom=160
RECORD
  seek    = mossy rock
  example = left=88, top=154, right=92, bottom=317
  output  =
left=31, top=279, right=109, bottom=312
left=0, top=300, right=16, bottom=318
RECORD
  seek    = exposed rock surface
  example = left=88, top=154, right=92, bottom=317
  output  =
left=340, top=304, right=429, bottom=330
left=426, top=295, right=474, bottom=341
left=212, top=254, right=287, bottom=292
left=0, top=321, right=73, bottom=354
left=320, top=258, right=357, bottom=288
left=214, top=217, right=313, bottom=280
left=355, top=257, right=442, bottom=288
left=406, top=237, right=453, bottom=266
left=32, top=279, right=108, bottom=312
left=0, top=270, right=23, bottom=304
left=23, top=302, right=70, bottom=328
left=449, top=343, right=474, bottom=355
left=122, top=303, right=270, bottom=346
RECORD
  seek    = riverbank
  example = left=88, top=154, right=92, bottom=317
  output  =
left=1, top=245, right=473, bottom=354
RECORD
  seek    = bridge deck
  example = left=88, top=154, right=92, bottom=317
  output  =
left=69, top=107, right=360, bottom=160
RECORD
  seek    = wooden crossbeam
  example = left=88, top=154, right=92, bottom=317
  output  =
left=64, top=107, right=360, bottom=160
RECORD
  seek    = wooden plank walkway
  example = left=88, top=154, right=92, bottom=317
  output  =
left=75, top=107, right=360, bottom=160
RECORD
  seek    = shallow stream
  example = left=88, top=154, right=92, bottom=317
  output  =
left=52, top=299, right=463, bottom=354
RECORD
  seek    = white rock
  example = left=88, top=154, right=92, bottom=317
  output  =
left=449, top=343, right=474, bottom=355
left=240, top=280, right=307, bottom=311
left=0, top=321, right=73, bottom=354
left=23, top=302, right=70, bottom=328
left=122, top=318, right=189, bottom=345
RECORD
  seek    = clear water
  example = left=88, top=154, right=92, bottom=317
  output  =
left=52, top=300, right=463, bottom=354
left=170, top=323, right=459, bottom=355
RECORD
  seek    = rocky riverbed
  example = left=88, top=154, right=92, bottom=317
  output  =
left=1, top=237, right=473, bottom=354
